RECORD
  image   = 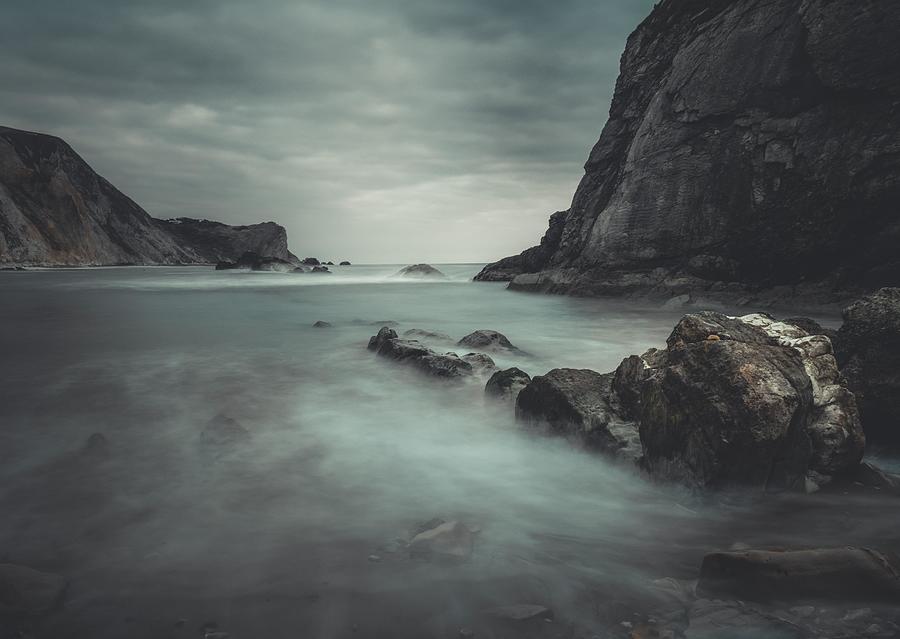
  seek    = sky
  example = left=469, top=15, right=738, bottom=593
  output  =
left=1, top=0, right=655, bottom=263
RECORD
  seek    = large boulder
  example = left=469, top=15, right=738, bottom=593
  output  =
left=638, top=312, right=863, bottom=490
left=395, top=264, right=445, bottom=278
left=485, top=368, right=531, bottom=401
left=836, top=288, right=900, bottom=448
left=0, top=564, right=67, bottom=616
left=215, top=251, right=294, bottom=272
left=367, top=328, right=473, bottom=379
left=515, top=368, right=641, bottom=461
left=697, top=548, right=900, bottom=603
left=458, top=330, right=522, bottom=354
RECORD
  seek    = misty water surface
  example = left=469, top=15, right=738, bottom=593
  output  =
left=1, top=265, right=896, bottom=638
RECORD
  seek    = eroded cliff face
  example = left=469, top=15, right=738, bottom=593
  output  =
left=0, top=126, right=297, bottom=266
left=476, top=0, right=900, bottom=303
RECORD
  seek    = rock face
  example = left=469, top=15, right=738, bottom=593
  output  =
left=515, top=368, right=642, bottom=461
left=0, top=564, right=67, bottom=615
left=396, top=263, right=445, bottom=278
left=476, top=1, right=900, bottom=301
left=835, top=288, right=900, bottom=448
left=0, top=126, right=297, bottom=266
left=639, top=312, right=864, bottom=490
left=698, top=548, right=900, bottom=602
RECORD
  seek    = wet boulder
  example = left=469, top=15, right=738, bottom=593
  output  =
left=485, top=367, right=531, bottom=401
left=638, top=312, right=863, bottom=490
left=516, top=368, right=641, bottom=461
left=368, top=328, right=474, bottom=379
left=697, top=547, right=900, bottom=603
left=403, top=328, right=453, bottom=342
left=0, top=564, right=67, bottom=616
left=458, top=330, right=522, bottom=354
left=461, top=352, right=496, bottom=375
left=396, top=263, right=445, bottom=278
left=835, top=288, right=900, bottom=448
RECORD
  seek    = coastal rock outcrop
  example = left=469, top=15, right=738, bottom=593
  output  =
left=475, top=1, right=900, bottom=302
left=485, top=367, right=531, bottom=401
left=367, top=327, right=474, bottom=379
left=0, top=126, right=298, bottom=266
left=835, top=288, right=900, bottom=448
left=396, top=264, right=445, bottom=278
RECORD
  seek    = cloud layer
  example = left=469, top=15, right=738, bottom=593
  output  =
left=1, top=0, right=654, bottom=263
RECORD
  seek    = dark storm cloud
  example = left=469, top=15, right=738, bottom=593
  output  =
left=1, top=0, right=655, bottom=262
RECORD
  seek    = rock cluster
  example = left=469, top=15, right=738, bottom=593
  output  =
left=367, top=327, right=495, bottom=380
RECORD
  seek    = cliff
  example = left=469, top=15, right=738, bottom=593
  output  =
left=476, top=0, right=900, bottom=304
left=0, top=126, right=297, bottom=266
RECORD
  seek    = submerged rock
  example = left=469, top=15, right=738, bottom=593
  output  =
left=836, top=288, right=900, bottom=448
left=485, top=367, right=531, bottom=401
left=396, top=263, right=445, bottom=278
left=0, top=564, right=67, bottom=615
left=368, top=328, right=473, bottom=379
left=697, top=548, right=900, bottom=603
left=408, top=520, right=474, bottom=562
left=458, top=330, right=522, bottom=354
left=516, top=368, right=641, bottom=461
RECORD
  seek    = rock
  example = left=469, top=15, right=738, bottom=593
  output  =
left=461, top=353, right=496, bottom=374
left=324, top=261, right=334, bottom=265
left=0, top=564, right=67, bottom=615
left=475, top=2, right=900, bottom=301
left=408, top=520, right=473, bottom=562
left=485, top=368, right=532, bottom=401
left=301, top=257, right=320, bottom=265
left=638, top=312, right=864, bottom=489
left=697, top=548, right=900, bottom=602
left=835, top=288, right=900, bottom=448
left=782, top=317, right=838, bottom=342
left=215, top=251, right=294, bottom=272
left=367, top=329, right=474, bottom=379
left=313, top=321, right=332, bottom=328
left=403, top=328, right=453, bottom=341
left=0, top=127, right=298, bottom=266
left=199, top=414, right=251, bottom=447
left=457, top=330, right=522, bottom=354
left=339, top=261, right=351, bottom=266
left=0, top=266, right=26, bottom=271
left=396, top=264, right=445, bottom=278
left=310, top=265, right=331, bottom=274
left=685, top=599, right=801, bottom=639
left=516, top=368, right=641, bottom=461
left=484, top=604, right=554, bottom=622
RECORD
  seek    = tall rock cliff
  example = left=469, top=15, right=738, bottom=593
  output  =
left=0, top=126, right=297, bottom=266
left=476, top=0, right=900, bottom=303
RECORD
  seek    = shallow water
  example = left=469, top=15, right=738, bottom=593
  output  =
left=0, top=265, right=896, bottom=638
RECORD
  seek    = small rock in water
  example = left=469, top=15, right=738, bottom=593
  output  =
left=458, top=330, right=522, bottom=353
left=395, top=263, right=445, bottom=278
left=313, top=321, right=332, bottom=328
left=484, top=367, right=531, bottom=401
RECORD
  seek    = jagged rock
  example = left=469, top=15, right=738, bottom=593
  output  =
left=339, top=261, right=351, bottom=266
left=639, top=312, right=863, bottom=490
left=215, top=251, right=294, bottom=272
left=396, top=264, right=445, bottom=278
left=310, top=265, right=331, bottom=274
left=835, top=288, right=900, bottom=448
left=485, top=368, right=531, bottom=401
left=403, top=328, right=453, bottom=341
left=0, top=564, right=67, bottom=615
left=458, top=330, right=522, bottom=354
left=0, top=126, right=297, bottom=267
left=313, top=321, right=332, bottom=328
left=408, top=520, right=473, bottom=562
left=199, top=414, right=251, bottom=447
left=301, top=257, right=320, bottom=265
left=697, top=548, right=900, bottom=603
left=475, top=2, right=900, bottom=301
left=368, top=328, right=473, bottom=379
left=516, top=368, right=641, bottom=460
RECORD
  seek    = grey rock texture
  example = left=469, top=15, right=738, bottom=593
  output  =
left=0, top=126, right=297, bottom=266
left=367, top=327, right=474, bottom=379
left=476, top=0, right=900, bottom=302
left=485, top=367, right=532, bottom=401
left=836, top=288, right=900, bottom=448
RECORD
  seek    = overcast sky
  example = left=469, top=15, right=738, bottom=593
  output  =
left=2, top=0, right=655, bottom=263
